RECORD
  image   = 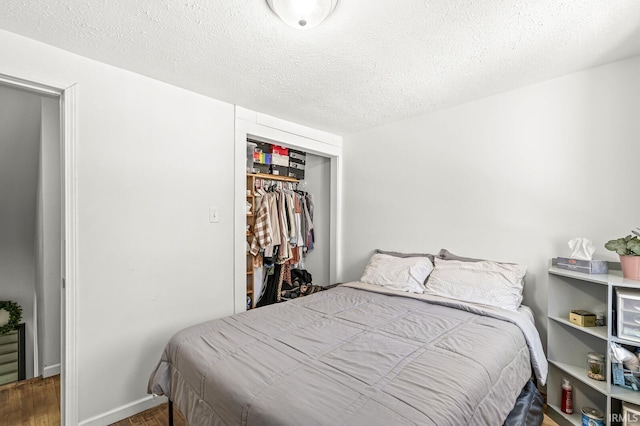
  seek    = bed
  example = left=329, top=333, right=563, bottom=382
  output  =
left=148, top=269, right=548, bottom=426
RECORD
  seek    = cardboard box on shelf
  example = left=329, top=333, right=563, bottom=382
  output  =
left=569, top=310, right=596, bottom=327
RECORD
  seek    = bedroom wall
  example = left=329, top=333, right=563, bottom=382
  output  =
left=0, top=29, right=235, bottom=424
left=341, top=53, right=640, bottom=348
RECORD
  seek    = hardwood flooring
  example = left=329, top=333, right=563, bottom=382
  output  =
left=0, top=374, right=557, bottom=426
left=0, top=375, right=60, bottom=426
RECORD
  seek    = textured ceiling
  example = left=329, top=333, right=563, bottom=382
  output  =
left=1, top=1, right=640, bottom=135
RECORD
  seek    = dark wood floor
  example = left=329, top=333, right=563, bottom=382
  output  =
left=0, top=375, right=60, bottom=426
left=0, top=375, right=187, bottom=426
left=1, top=374, right=557, bottom=426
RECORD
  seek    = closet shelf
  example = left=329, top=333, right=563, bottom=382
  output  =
left=247, top=172, right=299, bottom=183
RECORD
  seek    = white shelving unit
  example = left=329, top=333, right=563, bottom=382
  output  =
left=548, top=260, right=640, bottom=425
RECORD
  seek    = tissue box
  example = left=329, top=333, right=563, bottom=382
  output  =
left=556, top=257, right=609, bottom=274
left=569, top=310, right=596, bottom=327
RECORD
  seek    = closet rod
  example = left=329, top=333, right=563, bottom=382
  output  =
left=247, top=172, right=299, bottom=183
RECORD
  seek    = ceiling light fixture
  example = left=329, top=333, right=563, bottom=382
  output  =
left=266, top=0, right=338, bottom=30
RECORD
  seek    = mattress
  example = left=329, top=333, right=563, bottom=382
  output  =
left=148, top=283, right=547, bottom=426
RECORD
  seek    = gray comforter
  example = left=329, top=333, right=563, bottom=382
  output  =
left=148, top=283, right=547, bottom=426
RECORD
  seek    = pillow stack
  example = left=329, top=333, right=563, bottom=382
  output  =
left=360, top=253, right=433, bottom=294
left=360, top=249, right=527, bottom=312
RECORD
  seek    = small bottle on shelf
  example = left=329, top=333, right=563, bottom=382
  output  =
left=561, top=378, right=573, bottom=415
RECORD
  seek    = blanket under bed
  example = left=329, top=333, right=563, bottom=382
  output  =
left=148, top=283, right=547, bottom=426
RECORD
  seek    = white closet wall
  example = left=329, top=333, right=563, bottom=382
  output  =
left=301, top=153, right=331, bottom=285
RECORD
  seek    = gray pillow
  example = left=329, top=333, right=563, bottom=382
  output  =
left=437, top=248, right=515, bottom=265
left=376, top=249, right=435, bottom=263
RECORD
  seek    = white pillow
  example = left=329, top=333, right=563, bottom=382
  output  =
left=360, top=253, right=434, bottom=294
left=424, top=258, right=527, bottom=311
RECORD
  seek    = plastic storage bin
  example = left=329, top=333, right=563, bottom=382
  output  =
left=623, top=402, right=640, bottom=425
left=617, top=289, right=640, bottom=343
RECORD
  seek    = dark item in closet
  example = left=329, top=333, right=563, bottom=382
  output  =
left=280, top=269, right=324, bottom=301
left=256, top=267, right=323, bottom=306
left=256, top=263, right=283, bottom=308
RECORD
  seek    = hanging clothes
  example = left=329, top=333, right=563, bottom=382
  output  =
left=250, top=177, right=317, bottom=307
left=249, top=195, right=272, bottom=256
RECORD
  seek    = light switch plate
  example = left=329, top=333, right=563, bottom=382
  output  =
left=209, top=207, right=219, bottom=223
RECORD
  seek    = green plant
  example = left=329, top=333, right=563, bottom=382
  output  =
left=0, top=300, right=22, bottom=335
left=605, top=228, right=640, bottom=256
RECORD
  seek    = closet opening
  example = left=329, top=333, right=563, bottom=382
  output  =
left=245, top=141, right=331, bottom=308
left=233, top=107, right=342, bottom=314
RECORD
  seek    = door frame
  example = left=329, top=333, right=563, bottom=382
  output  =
left=233, top=106, right=343, bottom=313
left=0, top=65, right=79, bottom=425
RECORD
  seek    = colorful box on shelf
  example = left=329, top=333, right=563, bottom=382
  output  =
left=271, top=145, right=289, bottom=156
left=556, top=257, right=609, bottom=274
left=253, top=152, right=271, bottom=165
left=569, top=309, right=596, bottom=327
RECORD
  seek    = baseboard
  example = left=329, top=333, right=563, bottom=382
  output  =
left=78, top=394, right=167, bottom=426
left=43, top=364, right=60, bottom=378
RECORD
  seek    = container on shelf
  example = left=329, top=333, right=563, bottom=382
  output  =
left=616, top=289, right=640, bottom=343
left=622, top=402, right=640, bottom=425
left=246, top=141, right=257, bottom=173
left=561, top=377, right=573, bottom=414
left=556, top=257, right=608, bottom=274
left=612, top=362, right=640, bottom=391
left=581, top=407, right=604, bottom=426
left=570, top=309, right=596, bottom=327
left=587, top=352, right=606, bottom=381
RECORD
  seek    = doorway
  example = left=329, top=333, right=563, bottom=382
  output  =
left=0, top=68, right=78, bottom=425
left=0, top=83, right=61, bottom=385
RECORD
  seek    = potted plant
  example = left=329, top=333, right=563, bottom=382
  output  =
left=605, top=228, right=640, bottom=280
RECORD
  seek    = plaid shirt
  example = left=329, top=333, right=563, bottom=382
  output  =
left=249, top=195, right=272, bottom=256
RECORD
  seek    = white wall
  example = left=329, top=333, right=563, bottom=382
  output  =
left=0, top=84, right=42, bottom=380
left=342, top=54, right=640, bottom=348
left=0, top=29, right=235, bottom=423
left=302, top=153, right=331, bottom=285
left=34, top=97, right=61, bottom=377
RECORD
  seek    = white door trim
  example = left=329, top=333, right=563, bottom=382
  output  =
left=0, top=66, right=79, bottom=426
left=234, top=106, right=343, bottom=313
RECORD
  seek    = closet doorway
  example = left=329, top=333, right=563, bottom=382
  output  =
left=234, top=107, right=343, bottom=314
left=0, top=68, right=79, bottom=425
